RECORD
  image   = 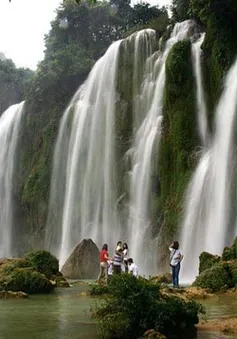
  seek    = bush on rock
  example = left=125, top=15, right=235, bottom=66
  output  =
left=194, top=238, right=237, bottom=292
left=222, top=237, right=237, bottom=261
left=93, top=274, right=203, bottom=339
left=1, top=268, right=54, bottom=294
left=24, top=250, right=59, bottom=278
left=199, top=252, right=221, bottom=274
left=0, top=250, right=62, bottom=294
left=194, top=263, right=230, bottom=292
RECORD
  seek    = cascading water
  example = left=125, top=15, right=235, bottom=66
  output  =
left=191, top=33, right=209, bottom=146
left=47, top=20, right=196, bottom=272
left=130, top=29, right=156, bottom=131
left=0, top=102, right=25, bottom=258
left=181, top=58, right=237, bottom=282
left=46, top=41, right=122, bottom=267
left=128, top=20, right=195, bottom=274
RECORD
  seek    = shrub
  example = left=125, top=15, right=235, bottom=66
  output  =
left=24, top=250, right=59, bottom=278
left=222, top=237, right=237, bottom=261
left=194, top=263, right=232, bottom=292
left=2, top=268, right=54, bottom=294
left=225, top=261, right=237, bottom=287
left=93, top=274, right=203, bottom=338
left=222, top=247, right=234, bottom=261
left=89, top=283, right=109, bottom=296
left=199, top=252, right=221, bottom=274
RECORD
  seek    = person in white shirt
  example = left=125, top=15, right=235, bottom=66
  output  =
left=107, top=260, right=113, bottom=281
left=169, top=241, right=183, bottom=288
left=127, top=258, right=138, bottom=277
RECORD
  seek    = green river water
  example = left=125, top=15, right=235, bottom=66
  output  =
left=0, top=284, right=237, bottom=339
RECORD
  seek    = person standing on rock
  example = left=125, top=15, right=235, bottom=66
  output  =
left=122, top=242, right=129, bottom=273
left=97, top=243, right=110, bottom=284
left=116, top=241, right=122, bottom=253
left=169, top=241, right=183, bottom=288
left=113, top=248, right=123, bottom=274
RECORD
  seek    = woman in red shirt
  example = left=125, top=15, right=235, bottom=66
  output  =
left=97, top=243, right=109, bottom=283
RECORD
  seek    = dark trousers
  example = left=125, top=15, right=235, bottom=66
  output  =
left=124, top=260, right=128, bottom=273
left=172, top=262, right=180, bottom=287
left=113, top=265, right=121, bottom=274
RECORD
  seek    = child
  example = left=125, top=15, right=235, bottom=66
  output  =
left=107, top=259, right=113, bottom=281
left=127, top=258, right=138, bottom=277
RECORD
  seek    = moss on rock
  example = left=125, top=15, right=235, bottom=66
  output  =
left=0, top=268, right=54, bottom=294
left=222, top=237, right=237, bottom=261
left=24, top=250, right=59, bottom=278
left=194, top=238, right=237, bottom=292
left=194, top=260, right=237, bottom=292
left=157, top=39, right=199, bottom=268
left=194, top=263, right=231, bottom=292
left=0, top=250, right=65, bottom=294
left=199, top=251, right=221, bottom=274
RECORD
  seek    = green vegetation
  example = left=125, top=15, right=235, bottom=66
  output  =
left=1, top=269, right=54, bottom=294
left=89, top=283, right=109, bottom=296
left=156, top=40, right=198, bottom=261
left=24, top=250, right=59, bottom=278
left=199, top=252, right=221, bottom=274
left=0, top=54, right=33, bottom=113
left=171, top=0, right=237, bottom=108
left=0, top=250, right=66, bottom=294
left=193, top=238, right=237, bottom=292
left=194, top=261, right=237, bottom=292
left=93, top=274, right=203, bottom=338
left=222, top=237, right=237, bottom=261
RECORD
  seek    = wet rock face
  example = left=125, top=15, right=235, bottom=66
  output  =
left=61, top=239, right=100, bottom=279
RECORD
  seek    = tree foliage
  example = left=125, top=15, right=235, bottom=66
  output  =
left=0, top=55, right=33, bottom=113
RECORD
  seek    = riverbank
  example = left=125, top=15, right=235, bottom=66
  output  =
left=198, top=317, right=237, bottom=334
left=196, top=292, right=237, bottom=338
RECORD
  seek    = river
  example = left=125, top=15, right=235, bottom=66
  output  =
left=0, top=285, right=237, bottom=339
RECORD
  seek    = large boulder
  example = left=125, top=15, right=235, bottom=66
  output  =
left=61, top=239, right=100, bottom=279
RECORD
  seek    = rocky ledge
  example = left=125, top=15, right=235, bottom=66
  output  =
left=0, top=290, right=28, bottom=299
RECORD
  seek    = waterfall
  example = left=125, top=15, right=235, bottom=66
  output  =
left=47, top=20, right=196, bottom=272
left=46, top=41, right=122, bottom=267
left=181, top=58, right=237, bottom=282
left=128, top=20, right=196, bottom=274
left=0, top=102, right=25, bottom=258
left=191, top=33, right=209, bottom=146
left=130, top=29, right=156, bottom=131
